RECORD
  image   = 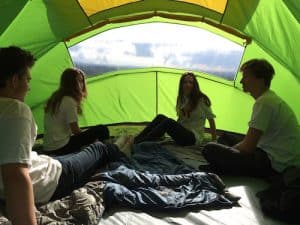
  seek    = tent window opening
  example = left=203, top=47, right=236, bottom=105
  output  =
left=68, top=22, right=245, bottom=81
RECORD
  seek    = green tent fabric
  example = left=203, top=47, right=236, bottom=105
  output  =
left=0, top=0, right=299, bottom=135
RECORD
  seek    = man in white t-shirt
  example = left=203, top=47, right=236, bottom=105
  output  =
left=0, top=46, right=127, bottom=225
left=202, top=59, right=300, bottom=177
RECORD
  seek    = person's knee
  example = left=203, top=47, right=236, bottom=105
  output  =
left=156, top=114, right=168, bottom=120
left=163, top=117, right=176, bottom=127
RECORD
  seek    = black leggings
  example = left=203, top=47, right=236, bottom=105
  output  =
left=202, top=133, right=277, bottom=178
left=49, top=124, right=109, bottom=156
left=134, top=114, right=195, bottom=146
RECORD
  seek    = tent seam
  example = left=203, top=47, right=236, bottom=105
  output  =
left=220, top=0, right=229, bottom=24
left=74, top=0, right=93, bottom=26
left=0, top=0, right=29, bottom=39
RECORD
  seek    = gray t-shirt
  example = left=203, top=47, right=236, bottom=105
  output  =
left=249, top=90, right=300, bottom=172
left=0, top=97, right=62, bottom=203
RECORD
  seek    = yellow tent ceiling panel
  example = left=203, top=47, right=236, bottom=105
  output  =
left=79, top=0, right=140, bottom=16
left=79, top=0, right=226, bottom=17
left=176, top=0, right=227, bottom=14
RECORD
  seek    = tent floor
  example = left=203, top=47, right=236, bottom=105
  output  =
left=99, top=124, right=289, bottom=225
left=32, top=124, right=290, bottom=225
left=99, top=176, right=287, bottom=225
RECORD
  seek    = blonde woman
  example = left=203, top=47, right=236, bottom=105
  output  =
left=43, top=68, right=109, bottom=155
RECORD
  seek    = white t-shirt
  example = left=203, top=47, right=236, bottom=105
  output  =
left=249, top=90, right=300, bottom=172
left=177, top=98, right=216, bottom=145
left=43, top=96, right=78, bottom=151
left=0, top=97, right=62, bottom=204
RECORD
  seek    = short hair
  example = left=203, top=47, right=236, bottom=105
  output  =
left=0, top=46, right=35, bottom=88
left=240, top=59, right=275, bottom=88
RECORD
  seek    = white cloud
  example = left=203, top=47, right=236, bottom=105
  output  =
left=69, top=22, right=244, bottom=78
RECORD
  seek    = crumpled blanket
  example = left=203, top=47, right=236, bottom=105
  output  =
left=109, top=142, right=197, bottom=174
left=99, top=165, right=240, bottom=211
left=0, top=181, right=105, bottom=225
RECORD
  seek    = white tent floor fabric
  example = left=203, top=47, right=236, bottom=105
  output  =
left=99, top=171, right=287, bottom=225
left=99, top=176, right=288, bottom=225
left=98, top=142, right=289, bottom=225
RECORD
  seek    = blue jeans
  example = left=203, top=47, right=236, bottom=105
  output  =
left=50, top=142, right=124, bottom=201
left=49, top=124, right=110, bottom=156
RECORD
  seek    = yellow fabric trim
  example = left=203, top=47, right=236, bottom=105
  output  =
left=79, top=0, right=140, bottom=16
left=176, top=0, right=226, bottom=13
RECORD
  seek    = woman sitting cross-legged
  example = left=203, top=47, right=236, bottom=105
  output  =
left=134, top=72, right=217, bottom=146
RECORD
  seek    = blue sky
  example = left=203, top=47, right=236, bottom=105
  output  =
left=69, top=22, right=244, bottom=79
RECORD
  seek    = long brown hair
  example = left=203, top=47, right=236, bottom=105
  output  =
left=176, top=72, right=211, bottom=117
left=45, top=68, right=87, bottom=115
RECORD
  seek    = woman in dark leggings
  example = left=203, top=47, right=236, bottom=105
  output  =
left=134, top=72, right=217, bottom=146
left=43, top=68, right=109, bottom=155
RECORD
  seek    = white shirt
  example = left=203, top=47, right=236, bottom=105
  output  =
left=177, top=98, right=216, bottom=145
left=0, top=97, right=62, bottom=204
left=43, top=96, right=78, bottom=151
left=249, top=90, right=300, bottom=172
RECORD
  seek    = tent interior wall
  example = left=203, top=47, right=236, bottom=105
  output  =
left=0, top=0, right=299, bottom=136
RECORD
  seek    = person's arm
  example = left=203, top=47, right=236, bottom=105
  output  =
left=69, top=122, right=82, bottom=135
left=233, top=127, right=263, bottom=153
left=1, top=164, right=37, bottom=225
left=208, top=118, right=217, bottom=141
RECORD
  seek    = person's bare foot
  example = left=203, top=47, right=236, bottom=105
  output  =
left=120, top=135, right=134, bottom=157
left=113, top=134, right=128, bottom=149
